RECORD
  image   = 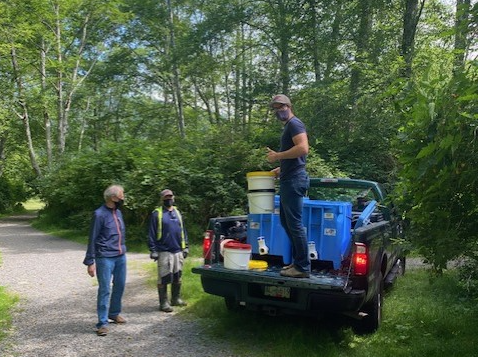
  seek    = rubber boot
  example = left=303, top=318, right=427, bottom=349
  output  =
left=158, top=284, right=173, bottom=312
left=171, top=283, right=187, bottom=306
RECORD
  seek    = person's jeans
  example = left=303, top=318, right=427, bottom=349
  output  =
left=95, top=255, right=126, bottom=328
left=279, top=172, right=310, bottom=272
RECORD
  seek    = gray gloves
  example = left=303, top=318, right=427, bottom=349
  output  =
left=150, top=251, right=159, bottom=261
left=150, top=250, right=188, bottom=260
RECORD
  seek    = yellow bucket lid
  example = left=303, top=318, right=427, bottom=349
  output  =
left=248, top=260, right=268, bottom=271
left=247, top=171, right=275, bottom=178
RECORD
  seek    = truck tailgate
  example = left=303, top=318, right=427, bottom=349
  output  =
left=192, top=264, right=350, bottom=291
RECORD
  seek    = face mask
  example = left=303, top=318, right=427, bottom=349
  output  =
left=164, top=199, right=174, bottom=208
left=275, top=108, right=290, bottom=121
left=114, top=199, right=124, bottom=209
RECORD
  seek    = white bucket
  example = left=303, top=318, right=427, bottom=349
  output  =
left=246, top=171, right=276, bottom=191
left=223, top=241, right=252, bottom=270
left=247, top=192, right=275, bottom=214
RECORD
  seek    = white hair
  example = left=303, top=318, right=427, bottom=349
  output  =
left=103, top=185, right=124, bottom=201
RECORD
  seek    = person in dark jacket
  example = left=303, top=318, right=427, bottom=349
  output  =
left=83, top=185, right=127, bottom=336
left=148, top=189, right=189, bottom=312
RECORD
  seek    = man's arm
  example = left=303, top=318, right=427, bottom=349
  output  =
left=267, top=132, right=309, bottom=162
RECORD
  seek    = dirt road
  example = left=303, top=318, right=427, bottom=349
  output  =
left=0, top=214, right=231, bottom=357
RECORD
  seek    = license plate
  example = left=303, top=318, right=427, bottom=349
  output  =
left=264, top=285, right=290, bottom=299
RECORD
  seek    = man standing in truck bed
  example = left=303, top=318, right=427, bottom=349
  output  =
left=267, top=94, right=310, bottom=278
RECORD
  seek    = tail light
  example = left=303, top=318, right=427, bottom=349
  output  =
left=353, top=243, right=368, bottom=276
left=203, top=230, right=214, bottom=260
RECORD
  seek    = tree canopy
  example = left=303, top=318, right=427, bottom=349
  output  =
left=0, top=0, right=477, bottom=270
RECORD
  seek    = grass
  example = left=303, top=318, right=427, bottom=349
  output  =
left=0, top=286, right=18, bottom=338
left=0, top=286, right=19, bottom=341
left=179, top=267, right=478, bottom=357
left=22, top=198, right=45, bottom=211
left=0, top=251, right=19, bottom=343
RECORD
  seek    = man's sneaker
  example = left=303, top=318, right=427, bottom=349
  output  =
left=281, top=264, right=295, bottom=271
left=96, top=326, right=108, bottom=336
left=108, top=315, right=126, bottom=324
left=280, top=266, right=310, bottom=278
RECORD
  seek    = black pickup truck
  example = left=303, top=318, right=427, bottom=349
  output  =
left=192, top=178, right=405, bottom=333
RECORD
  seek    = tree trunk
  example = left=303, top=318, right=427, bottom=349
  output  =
left=10, top=46, right=42, bottom=177
left=54, top=2, right=66, bottom=154
left=324, top=0, right=344, bottom=83
left=55, top=5, right=97, bottom=154
left=453, top=0, right=471, bottom=75
left=78, top=98, right=90, bottom=152
left=275, top=0, right=291, bottom=95
left=308, top=0, right=321, bottom=83
left=233, top=25, right=242, bottom=127
left=40, top=38, right=53, bottom=168
left=349, top=0, right=372, bottom=104
left=401, top=0, right=425, bottom=79
left=0, top=135, right=6, bottom=177
left=166, top=0, right=186, bottom=138
left=193, top=80, right=214, bottom=124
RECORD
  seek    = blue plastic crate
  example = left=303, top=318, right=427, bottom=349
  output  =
left=302, top=199, right=352, bottom=269
left=275, top=195, right=352, bottom=269
left=247, top=213, right=292, bottom=265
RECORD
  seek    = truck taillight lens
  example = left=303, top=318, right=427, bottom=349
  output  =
left=203, top=230, right=214, bottom=259
left=353, top=243, right=368, bottom=276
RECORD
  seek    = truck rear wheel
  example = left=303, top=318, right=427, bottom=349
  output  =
left=224, top=297, right=241, bottom=311
left=398, top=256, right=406, bottom=276
left=354, top=272, right=383, bottom=334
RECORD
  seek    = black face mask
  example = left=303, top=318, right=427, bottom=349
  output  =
left=114, top=199, right=124, bottom=209
left=163, top=199, right=174, bottom=208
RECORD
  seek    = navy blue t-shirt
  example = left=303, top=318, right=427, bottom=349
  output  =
left=280, top=116, right=307, bottom=180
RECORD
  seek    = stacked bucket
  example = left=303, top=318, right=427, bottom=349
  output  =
left=220, top=171, right=276, bottom=270
left=246, top=172, right=292, bottom=265
left=246, top=171, right=276, bottom=213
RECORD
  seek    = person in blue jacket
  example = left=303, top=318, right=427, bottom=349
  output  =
left=83, top=184, right=127, bottom=336
left=148, top=189, right=189, bottom=312
left=267, top=94, right=310, bottom=278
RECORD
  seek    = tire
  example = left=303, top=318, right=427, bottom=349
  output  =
left=224, top=297, right=240, bottom=311
left=398, top=256, right=406, bottom=276
left=354, top=272, right=383, bottom=334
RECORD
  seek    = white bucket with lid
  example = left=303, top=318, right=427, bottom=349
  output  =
left=246, top=171, right=275, bottom=214
left=222, top=241, right=252, bottom=270
left=246, top=171, right=276, bottom=191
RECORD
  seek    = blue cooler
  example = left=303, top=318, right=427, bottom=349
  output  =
left=302, top=199, right=352, bottom=269
left=247, top=213, right=292, bottom=265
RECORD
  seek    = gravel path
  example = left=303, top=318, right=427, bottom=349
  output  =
left=0, top=214, right=232, bottom=357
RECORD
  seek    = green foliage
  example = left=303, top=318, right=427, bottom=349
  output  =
left=36, top=122, right=346, bottom=247
left=181, top=266, right=478, bottom=357
left=457, top=256, right=478, bottom=296
left=0, top=176, right=28, bottom=213
left=394, top=62, right=478, bottom=271
left=297, top=82, right=400, bottom=184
